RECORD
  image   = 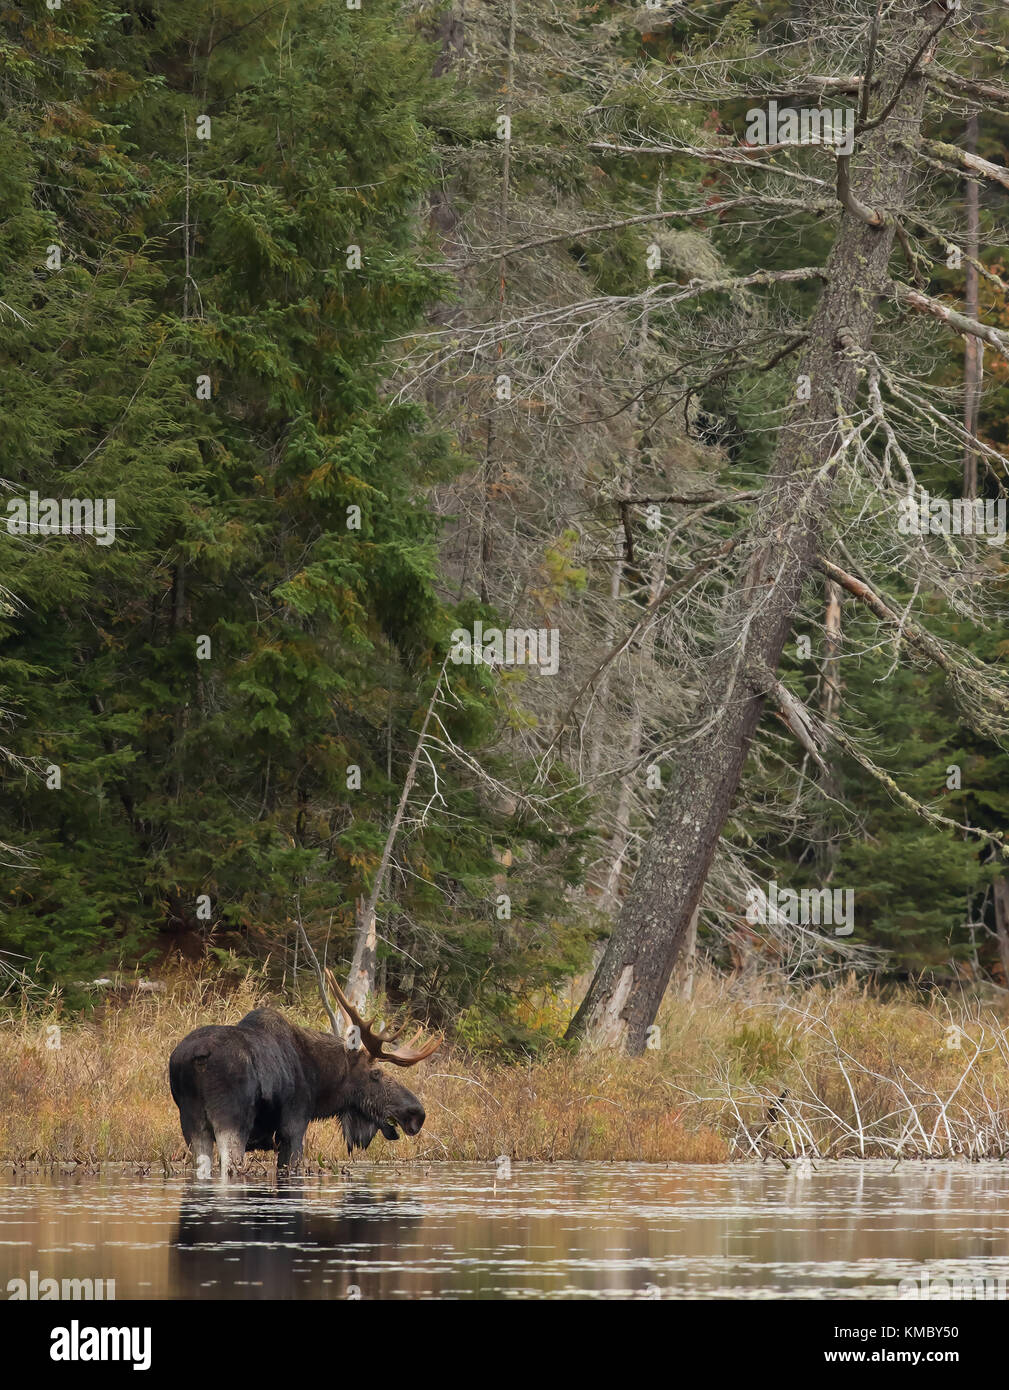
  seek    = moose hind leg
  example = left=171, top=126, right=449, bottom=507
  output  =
left=191, top=1129, right=214, bottom=1179
left=179, top=1105, right=215, bottom=1178
left=205, top=1073, right=257, bottom=1175
left=215, top=1128, right=250, bottom=1175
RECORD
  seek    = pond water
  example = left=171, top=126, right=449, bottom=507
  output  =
left=3, top=1161, right=1009, bottom=1300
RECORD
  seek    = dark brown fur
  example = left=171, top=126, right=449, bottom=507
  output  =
left=169, top=1008, right=427, bottom=1171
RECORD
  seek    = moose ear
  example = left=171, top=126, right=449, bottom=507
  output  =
left=340, top=1111, right=379, bottom=1153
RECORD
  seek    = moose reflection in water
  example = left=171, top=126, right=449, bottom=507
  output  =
left=171, top=1182, right=422, bottom=1299
left=169, top=973, right=441, bottom=1174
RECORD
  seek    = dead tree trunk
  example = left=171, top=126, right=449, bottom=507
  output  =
left=345, top=664, right=446, bottom=1011
left=478, top=0, right=516, bottom=604
left=963, top=111, right=981, bottom=503
left=816, top=576, right=844, bottom=867
left=822, top=580, right=844, bottom=728
left=592, top=176, right=666, bottom=913
left=993, top=876, right=1009, bottom=988
left=346, top=895, right=378, bottom=1012
left=568, top=2, right=948, bottom=1052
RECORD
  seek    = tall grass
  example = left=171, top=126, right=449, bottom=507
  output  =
left=2, top=969, right=1008, bottom=1166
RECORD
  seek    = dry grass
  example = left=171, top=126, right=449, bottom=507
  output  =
left=2, top=969, right=1009, bottom=1167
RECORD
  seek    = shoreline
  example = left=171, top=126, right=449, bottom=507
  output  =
left=4, top=970, right=1009, bottom=1164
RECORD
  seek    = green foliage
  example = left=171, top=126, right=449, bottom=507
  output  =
left=0, top=0, right=588, bottom=1024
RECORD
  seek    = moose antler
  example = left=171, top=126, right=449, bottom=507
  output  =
left=325, top=968, right=443, bottom=1067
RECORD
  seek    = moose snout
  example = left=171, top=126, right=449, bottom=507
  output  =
left=401, top=1105, right=425, bottom=1136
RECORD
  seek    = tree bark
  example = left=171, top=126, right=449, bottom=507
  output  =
left=478, top=0, right=516, bottom=604
left=678, top=903, right=699, bottom=1001
left=345, top=665, right=446, bottom=1011
left=567, top=2, right=948, bottom=1053
left=994, top=876, right=1009, bottom=988
left=816, top=577, right=844, bottom=868
left=592, top=175, right=663, bottom=911
left=963, top=112, right=981, bottom=502
left=822, top=580, right=843, bottom=728
left=346, top=895, right=378, bottom=1013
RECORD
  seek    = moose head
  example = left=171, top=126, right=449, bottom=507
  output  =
left=326, top=970, right=442, bottom=1152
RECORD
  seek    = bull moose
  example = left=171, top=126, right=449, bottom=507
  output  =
left=169, top=977, right=441, bottom=1173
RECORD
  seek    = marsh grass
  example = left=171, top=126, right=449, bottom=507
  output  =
left=2, top=969, right=1008, bottom=1166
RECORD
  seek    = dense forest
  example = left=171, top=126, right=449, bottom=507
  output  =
left=3, top=0, right=1009, bottom=1053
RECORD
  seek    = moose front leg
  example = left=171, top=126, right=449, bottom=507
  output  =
left=276, top=1124, right=307, bottom=1171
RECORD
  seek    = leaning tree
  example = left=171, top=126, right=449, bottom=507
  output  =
left=570, top=0, right=1009, bottom=1049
